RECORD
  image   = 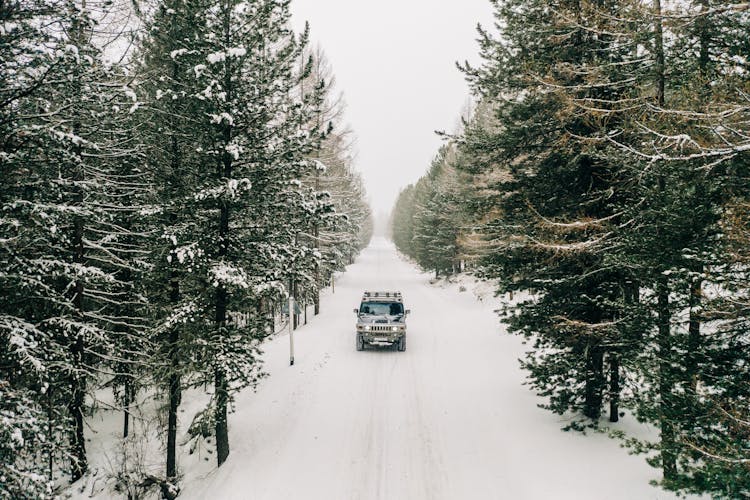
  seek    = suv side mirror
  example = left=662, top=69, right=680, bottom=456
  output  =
left=405, top=309, right=411, bottom=315
left=353, top=308, right=359, bottom=314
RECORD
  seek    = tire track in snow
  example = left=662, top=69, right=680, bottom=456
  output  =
left=180, top=238, right=688, bottom=500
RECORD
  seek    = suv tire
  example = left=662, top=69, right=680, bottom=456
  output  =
left=356, top=333, right=365, bottom=351
left=397, top=335, right=406, bottom=352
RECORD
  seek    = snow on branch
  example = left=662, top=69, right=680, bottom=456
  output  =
left=551, top=315, right=620, bottom=333
left=642, top=101, right=749, bottom=121
left=152, top=301, right=200, bottom=335
left=526, top=201, right=621, bottom=233
left=167, top=242, right=203, bottom=265
left=663, top=2, right=750, bottom=20
left=1, top=316, right=45, bottom=372
left=682, top=441, right=750, bottom=465
left=529, top=232, right=613, bottom=253
left=209, top=262, right=251, bottom=289
left=194, top=178, right=252, bottom=201
left=206, top=47, right=247, bottom=64
left=604, top=132, right=750, bottom=165
left=530, top=72, right=638, bottom=92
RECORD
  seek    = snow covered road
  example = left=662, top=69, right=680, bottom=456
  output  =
left=182, top=237, right=681, bottom=500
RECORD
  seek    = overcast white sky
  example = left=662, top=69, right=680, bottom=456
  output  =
left=290, top=0, right=495, bottom=218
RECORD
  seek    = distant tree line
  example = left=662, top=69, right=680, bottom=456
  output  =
left=392, top=1, right=749, bottom=497
left=0, top=0, right=371, bottom=497
left=391, top=143, right=463, bottom=278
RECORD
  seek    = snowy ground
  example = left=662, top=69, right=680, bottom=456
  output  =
left=65, top=237, right=692, bottom=499
left=169, top=237, right=687, bottom=500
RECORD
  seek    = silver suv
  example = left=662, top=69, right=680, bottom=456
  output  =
left=353, top=291, right=410, bottom=351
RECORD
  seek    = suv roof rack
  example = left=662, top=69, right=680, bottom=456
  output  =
left=362, top=291, right=403, bottom=301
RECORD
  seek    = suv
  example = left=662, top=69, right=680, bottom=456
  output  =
left=353, top=291, right=410, bottom=351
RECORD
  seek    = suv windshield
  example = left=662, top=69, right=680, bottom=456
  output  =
left=359, top=301, right=404, bottom=315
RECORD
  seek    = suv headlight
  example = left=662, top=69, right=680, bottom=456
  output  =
left=364, top=325, right=371, bottom=331
left=391, top=326, right=398, bottom=332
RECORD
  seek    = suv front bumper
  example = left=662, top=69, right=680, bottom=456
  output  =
left=361, top=332, right=404, bottom=344
left=357, top=325, right=405, bottom=344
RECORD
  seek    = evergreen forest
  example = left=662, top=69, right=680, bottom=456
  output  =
left=1, top=0, right=371, bottom=496
left=392, top=1, right=750, bottom=497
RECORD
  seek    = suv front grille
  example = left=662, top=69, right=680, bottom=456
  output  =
left=370, top=325, right=393, bottom=332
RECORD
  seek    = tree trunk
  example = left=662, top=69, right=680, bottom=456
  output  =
left=123, top=378, right=130, bottom=439
left=292, top=279, right=299, bottom=330
left=611, top=279, right=638, bottom=422
left=685, top=0, right=709, bottom=395
left=47, top=385, right=54, bottom=481
left=609, top=353, right=620, bottom=422
left=654, top=0, right=665, bottom=108
left=69, top=127, right=87, bottom=482
left=214, top=217, right=230, bottom=467
left=214, top=367, right=230, bottom=466
left=166, top=336, right=180, bottom=479
left=69, top=323, right=87, bottom=481
left=686, top=276, right=702, bottom=392
left=697, top=0, right=710, bottom=80
left=653, top=0, right=677, bottom=482
left=214, top=2, right=233, bottom=465
left=313, top=172, right=320, bottom=316
left=166, top=50, right=184, bottom=477
left=658, top=275, right=677, bottom=481
left=166, top=258, right=181, bottom=479
left=66, top=0, right=91, bottom=475
left=214, top=200, right=231, bottom=467
left=314, top=275, right=320, bottom=316
left=118, top=263, right=135, bottom=440
left=259, top=297, right=272, bottom=336
left=583, top=345, right=604, bottom=420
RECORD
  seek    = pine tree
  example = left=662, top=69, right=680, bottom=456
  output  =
left=0, top=0, right=71, bottom=490
left=304, top=48, right=373, bottom=300
left=607, top=1, right=750, bottom=492
left=458, top=0, right=645, bottom=424
left=186, top=0, right=324, bottom=466
left=2, top=0, right=154, bottom=488
left=391, top=185, right=416, bottom=257
left=453, top=0, right=750, bottom=494
left=410, top=145, right=461, bottom=277
left=135, top=0, right=211, bottom=482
